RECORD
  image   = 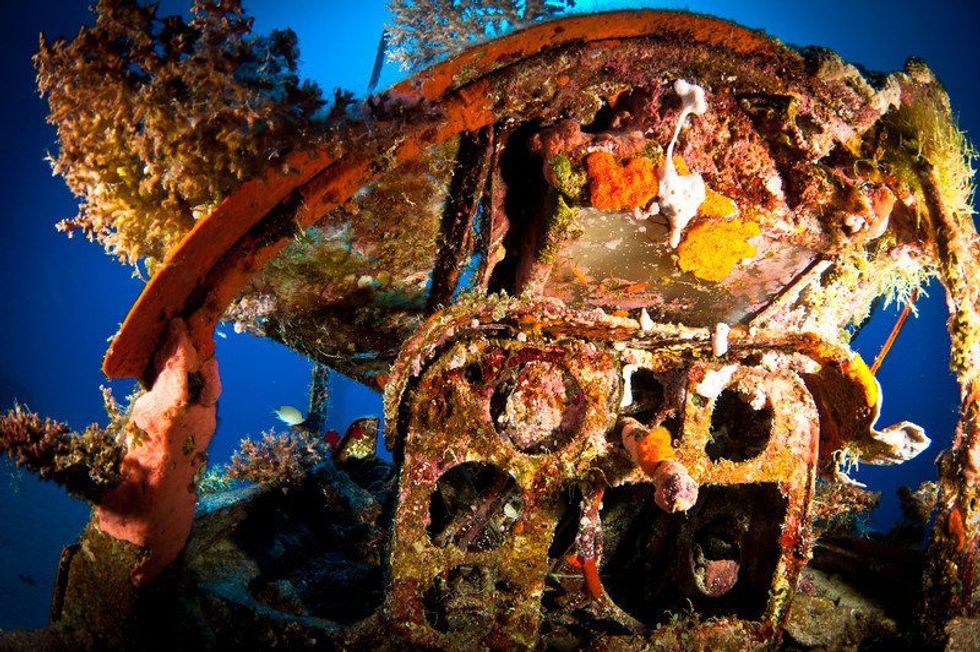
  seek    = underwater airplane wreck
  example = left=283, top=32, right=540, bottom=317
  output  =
left=2, top=4, right=980, bottom=650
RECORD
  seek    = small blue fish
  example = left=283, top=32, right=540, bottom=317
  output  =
left=273, top=405, right=305, bottom=426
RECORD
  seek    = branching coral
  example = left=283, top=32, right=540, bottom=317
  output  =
left=884, top=64, right=977, bottom=227
left=227, top=428, right=331, bottom=488
left=386, top=0, right=574, bottom=71
left=811, top=479, right=880, bottom=537
left=35, top=0, right=336, bottom=271
left=785, top=244, right=934, bottom=345
left=0, top=405, right=124, bottom=502
left=196, top=464, right=235, bottom=495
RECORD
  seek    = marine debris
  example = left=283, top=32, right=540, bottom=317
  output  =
left=4, top=4, right=979, bottom=651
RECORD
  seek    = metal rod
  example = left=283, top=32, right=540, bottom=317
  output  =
left=870, top=288, right=919, bottom=375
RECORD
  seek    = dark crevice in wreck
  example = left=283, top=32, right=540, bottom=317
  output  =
left=227, top=465, right=391, bottom=625
left=601, top=483, right=787, bottom=627
left=546, top=484, right=585, bottom=561
left=422, top=565, right=515, bottom=640
left=621, top=368, right=666, bottom=426
left=580, top=99, right=616, bottom=135
left=427, top=461, right=523, bottom=552
left=486, top=121, right=551, bottom=295
left=707, top=389, right=774, bottom=462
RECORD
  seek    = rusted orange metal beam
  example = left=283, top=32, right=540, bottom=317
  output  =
left=102, top=10, right=798, bottom=381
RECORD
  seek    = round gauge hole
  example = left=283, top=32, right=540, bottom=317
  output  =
left=706, top=389, right=772, bottom=462
left=428, top=462, right=523, bottom=552
left=490, top=360, right=585, bottom=454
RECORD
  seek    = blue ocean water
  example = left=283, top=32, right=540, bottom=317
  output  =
left=0, top=0, right=976, bottom=631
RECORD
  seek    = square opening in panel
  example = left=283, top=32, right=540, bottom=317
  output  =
left=599, top=483, right=788, bottom=627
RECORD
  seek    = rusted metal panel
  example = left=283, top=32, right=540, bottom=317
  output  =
left=379, top=297, right=900, bottom=647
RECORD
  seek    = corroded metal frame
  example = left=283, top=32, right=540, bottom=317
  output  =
left=93, top=9, right=980, bottom=638
left=380, top=297, right=880, bottom=646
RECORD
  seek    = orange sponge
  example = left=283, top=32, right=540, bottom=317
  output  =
left=634, top=425, right=675, bottom=476
left=700, top=188, right=739, bottom=219
left=586, top=151, right=658, bottom=210
left=677, top=217, right=760, bottom=282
